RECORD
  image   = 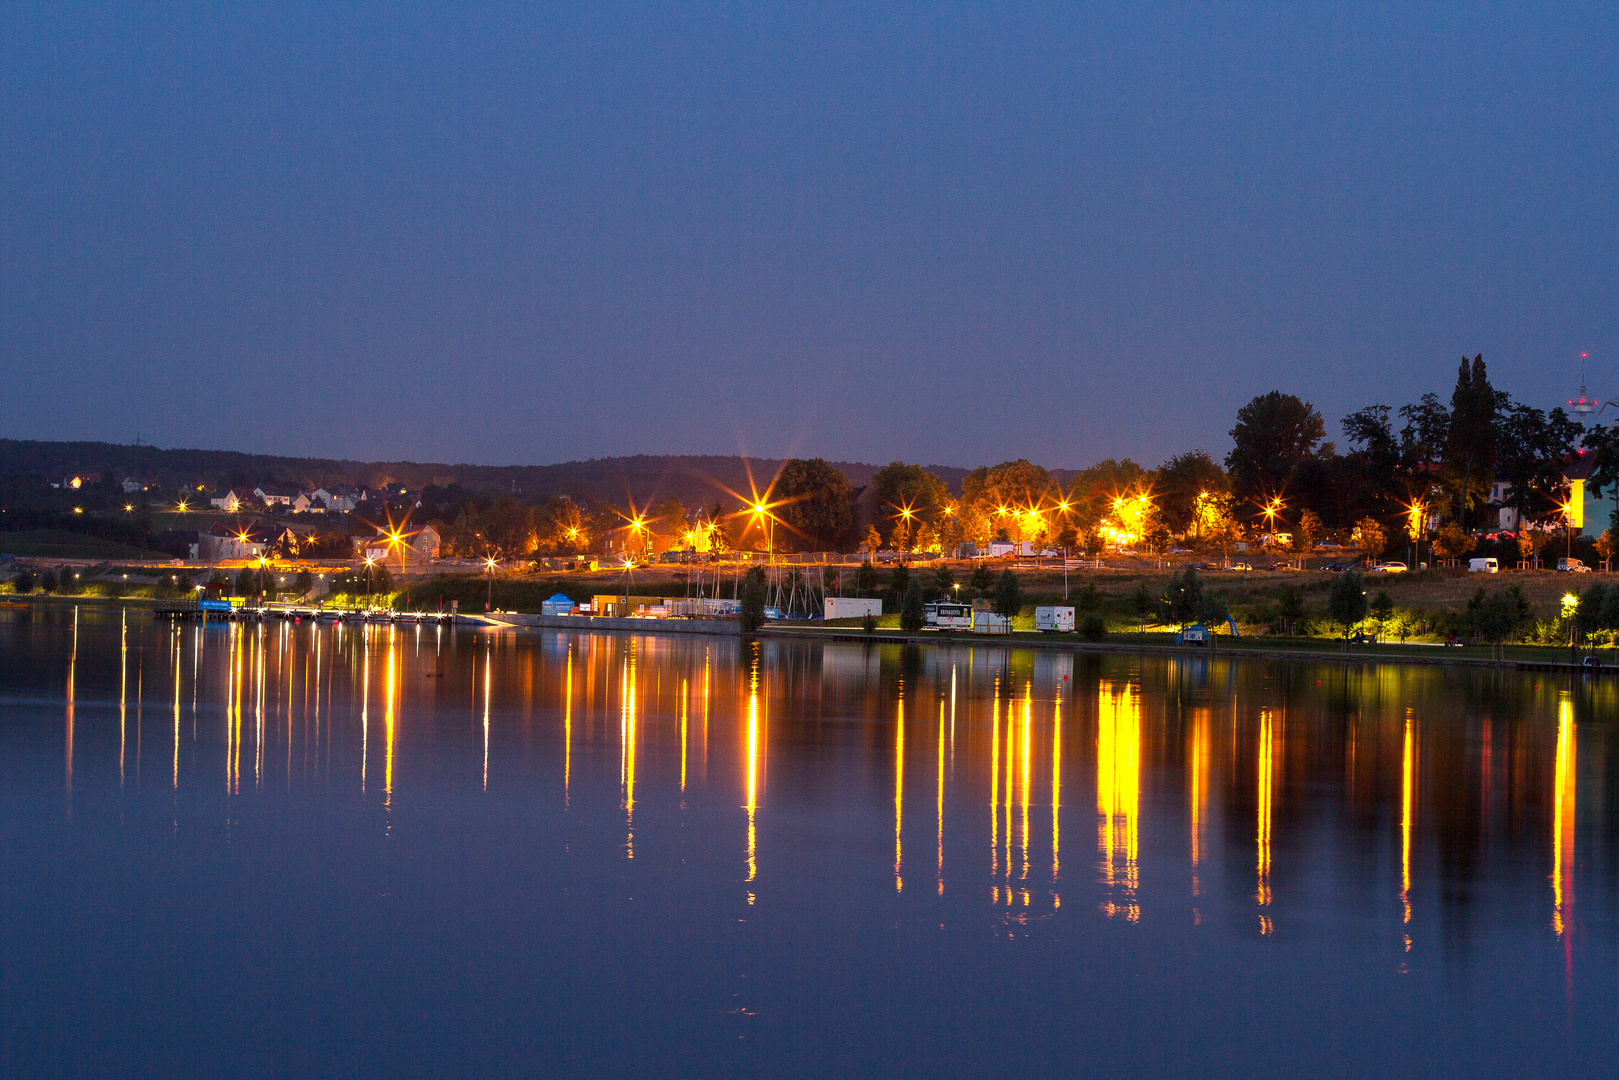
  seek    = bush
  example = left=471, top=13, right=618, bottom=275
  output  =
left=900, top=578, right=925, bottom=631
left=1328, top=570, right=1367, bottom=636
left=1075, top=582, right=1104, bottom=613
left=1079, top=613, right=1107, bottom=642
left=41, top=569, right=57, bottom=594
left=1161, top=568, right=1201, bottom=627
left=740, top=566, right=768, bottom=631
left=11, top=570, right=34, bottom=595
left=992, top=569, right=1022, bottom=620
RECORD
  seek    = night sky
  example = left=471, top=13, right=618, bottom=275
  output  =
left=3, top=3, right=1615, bottom=470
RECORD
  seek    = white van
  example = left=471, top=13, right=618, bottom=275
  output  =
left=1468, top=558, right=1499, bottom=573
left=1035, top=606, right=1075, bottom=633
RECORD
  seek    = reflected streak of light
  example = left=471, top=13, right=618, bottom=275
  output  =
left=745, top=657, right=759, bottom=882
left=894, top=693, right=904, bottom=892
left=361, top=628, right=370, bottom=794
left=1004, top=685, right=1014, bottom=887
left=990, top=680, right=1000, bottom=877
left=384, top=632, right=396, bottom=800
left=1400, top=712, right=1414, bottom=935
left=680, top=677, right=689, bottom=794
left=1020, top=682, right=1032, bottom=882
left=1257, top=708, right=1276, bottom=933
left=254, top=626, right=265, bottom=790
left=623, top=650, right=638, bottom=859
left=65, top=607, right=78, bottom=799
left=949, top=661, right=957, bottom=763
left=313, top=627, right=321, bottom=760
left=1097, top=681, right=1140, bottom=921
left=483, top=645, right=492, bottom=791
left=119, top=611, right=127, bottom=785
left=1191, top=710, right=1208, bottom=899
left=231, top=624, right=243, bottom=794
left=937, top=699, right=945, bottom=895
left=286, top=625, right=294, bottom=786
left=563, top=647, right=573, bottom=806
left=1051, top=682, right=1062, bottom=886
left=173, top=630, right=181, bottom=789
left=1553, top=698, right=1575, bottom=940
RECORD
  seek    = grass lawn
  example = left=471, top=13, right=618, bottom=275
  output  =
left=0, top=530, right=161, bottom=559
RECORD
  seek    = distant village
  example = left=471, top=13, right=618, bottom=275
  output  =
left=8, top=358, right=1619, bottom=591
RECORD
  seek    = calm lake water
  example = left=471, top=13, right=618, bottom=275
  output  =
left=3, top=606, right=1616, bottom=1078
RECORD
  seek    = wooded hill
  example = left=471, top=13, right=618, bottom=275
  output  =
left=0, top=439, right=973, bottom=510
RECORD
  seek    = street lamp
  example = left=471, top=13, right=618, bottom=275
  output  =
left=485, top=556, right=498, bottom=611
left=364, top=555, right=375, bottom=600
left=751, top=502, right=773, bottom=564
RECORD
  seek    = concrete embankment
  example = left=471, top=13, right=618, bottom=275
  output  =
left=485, top=613, right=741, bottom=636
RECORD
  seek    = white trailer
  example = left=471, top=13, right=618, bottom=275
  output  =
left=923, top=601, right=973, bottom=630
left=1035, top=606, right=1075, bottom=633
left=826, top=597, right=883, bottom=620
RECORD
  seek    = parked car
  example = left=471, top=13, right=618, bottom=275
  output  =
left=1371, top=561, right=1408, bottom=574
left=1468, top=557, right=1499, bottom=573
left=1228, top=562, right=1253, bottom=572
left=1322, top=563, right=1350, bottom=573
left=1557, top=558, right=1593, bottom=573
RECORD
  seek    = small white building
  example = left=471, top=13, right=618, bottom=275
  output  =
left=825, top=597, right=883, bottom=620
left=208, top=489, right=246, bottom=512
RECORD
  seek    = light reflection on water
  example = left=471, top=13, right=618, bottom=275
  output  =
left=4, top=605, right=1619, bottom=1077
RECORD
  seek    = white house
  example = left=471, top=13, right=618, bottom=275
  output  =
left=412, top=524, right=441, bottom=561
left=312, top=487, right=359, bottom=513
left=120, top=477, right=143, bottom=494
left=254, top=484, right=300, bottom=508
left=208, top=489, right=246, bottom=512
left=359, top=524, right=441, bottom=565
left=197, top=521, right=273, bottom=562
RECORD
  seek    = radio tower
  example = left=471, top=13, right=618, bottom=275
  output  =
left=1570, top=352, right=1600, bottom=427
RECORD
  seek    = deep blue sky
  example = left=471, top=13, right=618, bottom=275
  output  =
left=3, top=2, right=1615, bottom=470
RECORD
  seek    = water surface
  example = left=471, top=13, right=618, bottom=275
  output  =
left=2, top=606, right=1616, bottom=1077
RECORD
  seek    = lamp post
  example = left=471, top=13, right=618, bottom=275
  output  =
left=364, top=555, right=374, bottom=600
left=485, top=556, right=497, bottom=612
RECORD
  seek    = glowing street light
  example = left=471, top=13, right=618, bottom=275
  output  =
left=750, top=502, right=775, bottom=564
left=485, top=555, right=498, bottom=611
